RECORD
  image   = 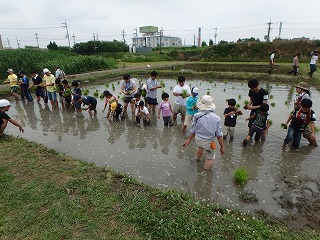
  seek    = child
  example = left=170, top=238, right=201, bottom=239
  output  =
left=282, top=99, right=317, bottom=149
left=136, top=101, right=150, bottom=126
left=158, top=92, right=173, bottom=127
left=133, top=92, right=142, bottom=118
left=243, top=103, right=270, bottom=146
left=62, top=80, right=72, bottom=108
left=182, top=87, right=199, bottom=132
left=71, top=80, right=82, bottom=110
left=109, top=101, right=124, bottom=121
left=223, top=98, right=242, bottom=141
left=55, top=79, right=64, bottom=106
left=102, top=90, right=122, bottom=119
left=74, top=95, right=97, bottom=117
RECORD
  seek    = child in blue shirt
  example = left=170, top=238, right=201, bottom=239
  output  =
left=182, top=87, right=199, bottom=132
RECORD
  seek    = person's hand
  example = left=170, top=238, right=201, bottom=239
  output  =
left=19, top=127, right=24, bottom=133
left=281, top=123, right=287, bottom=129
left=243, top=105, right=248, bottom=110
left=102, top=109, right=105, bottom=112
left=220, top=146, right=224, bottom=155
left=245, top=118, right=250, bottom=121
left=183, top=139, right=191, bottom=147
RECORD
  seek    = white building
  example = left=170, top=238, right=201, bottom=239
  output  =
left=132, top=26, right=182, bottom=52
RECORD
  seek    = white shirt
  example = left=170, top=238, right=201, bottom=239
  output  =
left=310, top=55, right=318, bottom=64
left=173, top=84, right=191, bottom=105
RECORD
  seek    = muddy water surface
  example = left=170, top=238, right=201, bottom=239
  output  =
left=5, top=79, right=320, bottom=229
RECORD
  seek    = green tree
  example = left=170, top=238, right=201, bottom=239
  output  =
left=47, top=41, right=59, bottom=50
left=209, top=39, right=214, bottom=46
left=201, top=41, right=207, bottom=47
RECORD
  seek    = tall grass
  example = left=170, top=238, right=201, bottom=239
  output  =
left=0, top=49, right=118, bottom=80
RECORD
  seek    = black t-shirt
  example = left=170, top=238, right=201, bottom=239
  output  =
left=32, top=75, right=43, bottom=89
left=249, top=88, right=269, bottom=106
left=73, top=88, right=82, bottom=96
left=224, top=107, right=238, bottom=127
left=0, top=111, right=10, bottom=126
left=82, top=96, right=97, bottom=106
left=290, top=109, right=316, bottom=131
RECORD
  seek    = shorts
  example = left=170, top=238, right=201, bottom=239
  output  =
left=223, top=126, right=235, bottom=137
left=146, top=97, right=158, bottom=105
left=195, top=135, right=215, bottom=160
left=183, top=114, right=194, bottom=127
left=124, top=96, right=133, bottom=104
left=303, top=124, right=312, bottom=139
left=47, top=91, right=57, bottom=101
left=88, top=104, right=96, bottom=111
left=35, top=88, right=45, bottom=97
left=248, top=124, right=265, bottom=141
left=10, top=86, right=19, bottom=93
left=310, top=64, right=317, bottom=73
left=163, top=116, right=173, bottom=126
left=173, top=104, right=186, bottom=115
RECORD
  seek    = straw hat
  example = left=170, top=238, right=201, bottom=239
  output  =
left=197, top=95, right=216, bottom=111
left=295, top=82, right=309, bottom=91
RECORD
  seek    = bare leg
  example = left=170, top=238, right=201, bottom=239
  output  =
left=196, top=147, right=203, bottom=161
left=0, top=120, right=8, bottom=135
left=204, top=159, right=214, bottom=170
left=173, top=113, right=177, bottom=121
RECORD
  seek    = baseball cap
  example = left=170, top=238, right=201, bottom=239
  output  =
left=191, top=87, right=199, bottom=95
left=43, top=68, right=50, bottom=73
left=0, top=99, right=11, bottom=107
left=7, top=69, right=13, bottom=73
left=110, top=101, right=117, bottom=111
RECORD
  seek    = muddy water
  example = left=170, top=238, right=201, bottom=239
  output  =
left=4, top=79, right=320, bottom=228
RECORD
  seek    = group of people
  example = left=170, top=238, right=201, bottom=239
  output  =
left=269, top=50, right=319, bottom=77
left=1, top=68, right=318, bottom=170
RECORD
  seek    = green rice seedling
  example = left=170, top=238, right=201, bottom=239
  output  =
left=315, top=126, right=320, bottom=132
left=238, top=94, right=242, bottom=99
left=234, top=168, right=249, bottom=186
left=170, top=86, right=173, bottom=90
left=226, top=99, right=229, bottom=102
left=269, top=119, right=273, bottom=126
left=83, top=89, right=89, bottom=96
left=285, top=100, right=289, bottom=105
left=271, top=102, right=275, bottom=107
left=93, top=90, right=99, bottom=97
left=117, top=80, right=120, bottom=84
left=181, top=89, right=189, bottom=98
left=100, top=93, right=104, bottom=99
left=244, top=100, right=249, bottom=105
left=207, top=91, right=210, bottom=95
left=105, top=83, right=109, bottom=88
left=270, top=95, right=274, bottom=99
left=214, top=83, right=216, bottom=86
left=209, top=80, right=213, bottom=84
left=224, top=79, right=227, bottom=84
left=223, top=89, right=226, bottom=92
left=236, top=104, right=240, bottom=109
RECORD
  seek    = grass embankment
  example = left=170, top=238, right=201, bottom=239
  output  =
left=1, top=136, right=319, bottom=239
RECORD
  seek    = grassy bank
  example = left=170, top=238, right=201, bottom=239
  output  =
left=0, top=136, right=319, bottom=239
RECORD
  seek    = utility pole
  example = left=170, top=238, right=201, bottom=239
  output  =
left=197, top=27, right=201, bottom=47
left=266, top=19, right=273, bottom=42
left=93, top=33, right=97, bottom=54
left=16, top=37, right=20, bottom=49
left=122, top=29, right=126, bottom=44
left=278, top=21, right=283, bottom=39
left=0, top=35, right=3, bottom=50
left=134, top=28, right=138, bottom=38
left=72, top=33, right=76, bottom=46
left=62, top=20, right=71, bottom=50
left=159, top=28, right=163, bottom=52
left=35, top=31, right=39, bottom=48
left=96, top=32, right=99, bottom=41
left=214, top=27, right=218, bottom=45
left=193, top=34, right=196, bottom=46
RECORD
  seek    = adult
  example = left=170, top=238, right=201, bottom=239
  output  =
left=268, top=51, right=277, bottom=74
left=29, top=71, right=45, bottom=103
left=43, top=68, right=58, bottom=108
left=307, top=50, right=318, bottom=77
left=5, top=69, right=20, bottom=99
left=54, top=66, right=65, bottom=81
left=244, top=79, right=269, bottom=138
left=183, top=95, right=224, bottom=171
left=146, top=71, right=162, bottom=112
left=18, top=71, right=33, bottom=102
left=0, top=99, right=24, bottom=136
left=172, top=76, right=191, bottom=124
left=120, top=74, right=136, bottom=114
left=288, top=53, right=300, bottom=76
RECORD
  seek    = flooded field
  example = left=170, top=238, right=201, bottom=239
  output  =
left=4, top=78, right=320, bottom=229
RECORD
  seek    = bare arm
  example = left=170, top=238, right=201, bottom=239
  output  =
left=216, top=136, right=224, bottom=155
left=8, top=119, right=24, bottom=133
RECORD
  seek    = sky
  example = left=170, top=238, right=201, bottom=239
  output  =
left=1, top=0, right=320, bottom=49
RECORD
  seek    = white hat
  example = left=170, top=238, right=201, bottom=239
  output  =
left=43, top=68, right=50, bottom=73
left=7, top=69, right=13, bottom=73
left=197, top=95, right=216, bottom=111
left=192, top=87, right=199, bottom=95
left=0, top=99, right=11, bottom=107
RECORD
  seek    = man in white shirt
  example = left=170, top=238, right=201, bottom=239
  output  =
left=308, top=50, right=318, bottom=77
left=172, top=76, right=191, bottom=124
